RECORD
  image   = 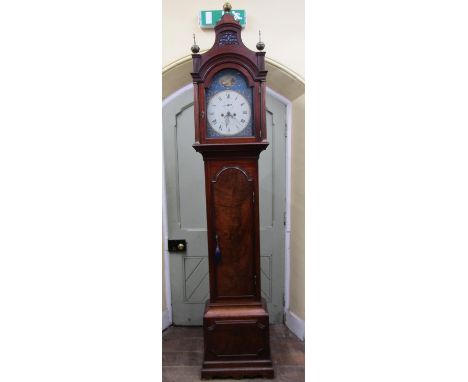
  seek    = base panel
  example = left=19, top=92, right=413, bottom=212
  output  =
left=201, top=365, right=274, bottom=379
left=201, top=298, right=274, bottom=379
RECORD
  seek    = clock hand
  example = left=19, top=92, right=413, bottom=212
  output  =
left=232, top=114, right=246, bottom=131
left=230, top=114, right=240, bottom=126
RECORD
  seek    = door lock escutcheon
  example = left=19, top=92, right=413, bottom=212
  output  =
left=168, top=239, right=186, bottom=252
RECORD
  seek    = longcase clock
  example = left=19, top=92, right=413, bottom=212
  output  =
left=191, top=3, right=274, bottom=379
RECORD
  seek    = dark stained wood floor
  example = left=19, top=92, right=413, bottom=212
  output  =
left=162, top=324, right=304, bottom=381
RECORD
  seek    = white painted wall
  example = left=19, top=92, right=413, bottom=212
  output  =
left=163, top=0, right=305, bottom=79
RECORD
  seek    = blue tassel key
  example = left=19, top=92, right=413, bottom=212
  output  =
left=214, top=234, right=221, bottom=264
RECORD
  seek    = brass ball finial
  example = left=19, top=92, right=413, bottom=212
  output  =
left=223, top=2, right=232, bottom=12
left=191, top=33, right=200, bottom=53
left=256, top=30, right=265, bottom=51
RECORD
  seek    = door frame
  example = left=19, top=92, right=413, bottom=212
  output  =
left=162, top=84, right=292, bottom=328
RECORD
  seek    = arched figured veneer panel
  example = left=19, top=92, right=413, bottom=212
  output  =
left=212, top=167, right=255, bottom=298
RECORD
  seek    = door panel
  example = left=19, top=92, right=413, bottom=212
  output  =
left=163, top=87, right=286, bottom=325
left=183, top=257, right=209, bottom=303
left=213, top=166, right=255, bottom=298
left=259, top=110, right=274, bottom=229
left=174, top=102, right=207, bottom=230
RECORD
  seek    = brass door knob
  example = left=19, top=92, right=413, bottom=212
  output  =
left=177, top=243, right=185, bottom=251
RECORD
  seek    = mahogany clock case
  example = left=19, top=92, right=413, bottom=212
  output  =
left=191, top=10, right=274, bottom=379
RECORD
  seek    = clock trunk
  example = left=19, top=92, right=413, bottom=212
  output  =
left=205, top=159, right=260, bottom=302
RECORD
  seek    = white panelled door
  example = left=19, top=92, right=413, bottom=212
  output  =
left=163, top=86, right=286, bottom=325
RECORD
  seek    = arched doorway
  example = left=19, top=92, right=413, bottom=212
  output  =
left=162, top=57, right=304, bottom=327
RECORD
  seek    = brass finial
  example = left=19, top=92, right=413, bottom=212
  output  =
left=191, top=33, right=200, bottom=54
left=223, top=2, right=232, bottom=12
left=256, top=30, right=265, bottom=51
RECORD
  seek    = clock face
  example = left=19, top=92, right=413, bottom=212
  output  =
left=207, top=90, right=251, bottom=136
left=205, top=69, right=254, bottom=138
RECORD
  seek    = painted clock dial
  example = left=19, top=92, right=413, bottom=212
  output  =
left=205, top=69, right=253, bottom=138
left=207, top=90, right=251, bottom=136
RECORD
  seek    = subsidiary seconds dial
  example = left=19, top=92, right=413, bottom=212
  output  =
left=207, top=90, right=251, bottom=136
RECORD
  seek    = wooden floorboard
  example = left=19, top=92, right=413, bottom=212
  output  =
left=162, top=324, right=305, bottom=381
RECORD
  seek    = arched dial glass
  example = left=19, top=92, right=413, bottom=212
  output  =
left=205, top=69, right=254, bottom=138
left=207, top=90, right=251, bottom=136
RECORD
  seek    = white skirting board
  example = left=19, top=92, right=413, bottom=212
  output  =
left=285, top=310, right=305, bottom=341
left=162, top=309, right=172, bottom=331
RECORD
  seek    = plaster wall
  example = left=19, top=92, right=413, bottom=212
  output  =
left=162, top=0, right=304, bottom=79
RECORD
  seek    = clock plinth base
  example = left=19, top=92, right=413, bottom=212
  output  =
left=201, top=298, right=274, bottom=380
left=201, top=363, right=274, bottom=380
